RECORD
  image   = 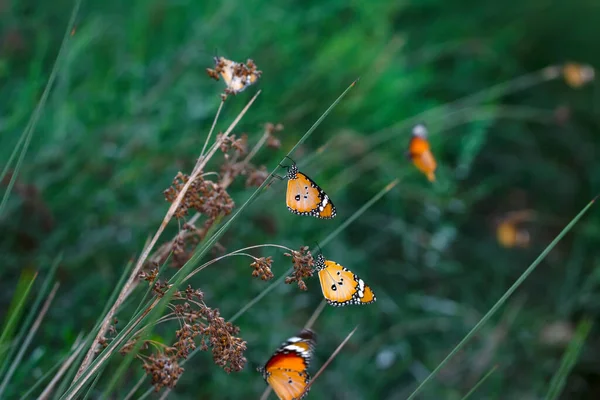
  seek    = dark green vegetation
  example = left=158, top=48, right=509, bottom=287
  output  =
left=2, top=0, right=600, bottom=398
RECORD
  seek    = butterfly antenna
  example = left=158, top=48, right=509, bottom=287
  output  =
left=313, top=241, right=323, bottom=256
left=284, top=155, right=296, bottom=165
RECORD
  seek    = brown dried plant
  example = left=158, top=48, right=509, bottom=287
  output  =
left=136, top=285, right=247, bottom=391
left=284, top=246, right=315, bottom=291
left=73, top=91, right=263, bottom=392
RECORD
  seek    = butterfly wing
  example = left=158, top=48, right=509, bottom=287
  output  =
left=261, top=330, right=316, bottom=400
left=266, top=367, right=310, bottom=400
left=408, top=136, right=437, bottom=182
left=286, top=170, right=336, bottom=219
left=317, top=260, right=376, bottom=306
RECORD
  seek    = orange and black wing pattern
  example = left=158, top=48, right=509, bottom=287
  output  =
left=407, top=124, right=437, bottom=182
left=258, top=329, right=317, bottom=400
left=285, top=164, right=336, bottom=219
left=315, top=254, right=376, bottom=307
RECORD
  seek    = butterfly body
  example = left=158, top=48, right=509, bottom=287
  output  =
left=407, top=124, right=437, bottom=182
left=315, top=254, right=376, bottom=306
left=258, top=329, right=317, bottom=400
left=285, top=163, right=336, bottom=219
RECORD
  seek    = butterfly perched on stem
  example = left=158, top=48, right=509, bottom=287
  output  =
left=315, top=253, right=376, bottom=306
left=282, top=158, right=336, bottom=219
left=406, top=124, right=437, bottom=182
left=258, top=329, right=317, bottom=400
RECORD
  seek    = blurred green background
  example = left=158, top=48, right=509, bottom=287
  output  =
left=2, top=0, right=600, bottom=398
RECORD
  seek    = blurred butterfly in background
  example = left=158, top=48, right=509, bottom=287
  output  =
left=315, top=253, right=376, bottom=306
left=206, top=56, right=262, bottom=95
left=258, top=329, right=317, bottom=400
left=406, top=124, right=437, bottom=182
left=562, top=62, right=595, bottom=88
left=282, top=157, right=336, bottom=219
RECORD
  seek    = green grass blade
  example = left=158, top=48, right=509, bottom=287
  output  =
left=0, top=0, right=82, bottom=218
left=545, top=317, right=593, bottom=400
left=0, top=282, right=59, bottom=397
left=406, top=197, right=598, bottom=400
left=0, top=270, right=37, bottom=367
left=0, top=255, right=60, bottom=380
left=81, top=367, right=105, bottom=400
left=460, top=365, right=499, bottom=400
left=55, top=259, right=135, bottom=396
left=0, top=123, right=28, bottom=183
left=19, top=359, right=64, bottom=400
left=100, top=296, right=171, bottom=398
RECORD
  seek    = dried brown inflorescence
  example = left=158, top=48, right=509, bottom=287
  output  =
left=218, top=133, right=248, bottom=156
left=138, top=285, right=246, bottom=391
left=206, top=57, right=262, bottom=98
left=142, top=352, right=185, bottom=392
left=265, top=122, right=284, bottom=149
left=284, top=246, right=315, bottom=291
left=250, top=256, right=274, bottom=281
left=164, top=172, right=235, bottom=221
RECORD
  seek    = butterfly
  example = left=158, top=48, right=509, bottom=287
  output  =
left=406, top=124, right=437, bottom=182
left=315, top=253, right=376, bottom=306
left=210, top=56, right=261, bottom=95
left=562, top=62, right=595, bottom=88
left=283, top=158, right=336, bottom=219
left=258, top=329, right=317, bottom=400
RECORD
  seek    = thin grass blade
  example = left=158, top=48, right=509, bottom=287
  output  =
left=0, top=0, right=81, bottom=217
left=0, top=283, right=59, bottom=397
left=545, top=317, right=593, bottom=400
left=460, top=364, right=499, bottom=400
left=0, top=255, right=60, bottom=379
left=406, top=197, right=597, bottom=400
left=0, top=270, right=37, bottom=367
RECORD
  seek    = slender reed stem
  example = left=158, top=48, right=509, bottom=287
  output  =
left=199, top=100, right=225, bottom=160
left=73, top=91, right=261, bottom=381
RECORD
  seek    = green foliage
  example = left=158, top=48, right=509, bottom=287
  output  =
left=2, top=0, right=600, bottom=398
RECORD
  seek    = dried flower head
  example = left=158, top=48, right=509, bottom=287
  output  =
left=284, top=246, right=314, bottom=291
left=143, top=351, right=185, bottom=392
left=207, top=57, right=262, bottom=96
left=139, top=267, right=159, bottom=283
left=245, top=165, right=269, bottom=187
left=264, top=122, right=284, bottom=149
left=250, top=256, right=274, bottom=280
left=198, top=307, right=247, bottom=373
left=164, top=172, right=234, bottom=220
left=218, top=133, right=248, bottom=156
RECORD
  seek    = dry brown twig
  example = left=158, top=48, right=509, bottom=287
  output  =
left=72, top=90, right=262, bottom=385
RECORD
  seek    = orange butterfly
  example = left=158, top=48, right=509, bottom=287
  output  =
left=315, top=253, right=376, bottom=306
left=406, top=124, right=437, bottom=182
left=283, top=158, right=336, bottom=219
left=211, top=56, right=261, bottom=95
left=258, top=329, right=317, bottom=400
left=562, top=62, right=595, bottom=88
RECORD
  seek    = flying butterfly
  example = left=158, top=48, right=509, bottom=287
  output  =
left=207, top=56, right=262, bottom=95
left=258, top=329, right=317, bottom=400
left=282, top=157, right=336, bottom=219
left=315, top=253, right=376, bottom=306
left=406, top=124, right=437, bottom=182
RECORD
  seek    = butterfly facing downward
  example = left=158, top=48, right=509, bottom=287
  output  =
left=284, top=161, right=336, bottom=219
left=315, top=254, right=376, bottom=306
left=406, top=124, right=437, bottom=182
left=258, top=329, right=317, bottom=400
